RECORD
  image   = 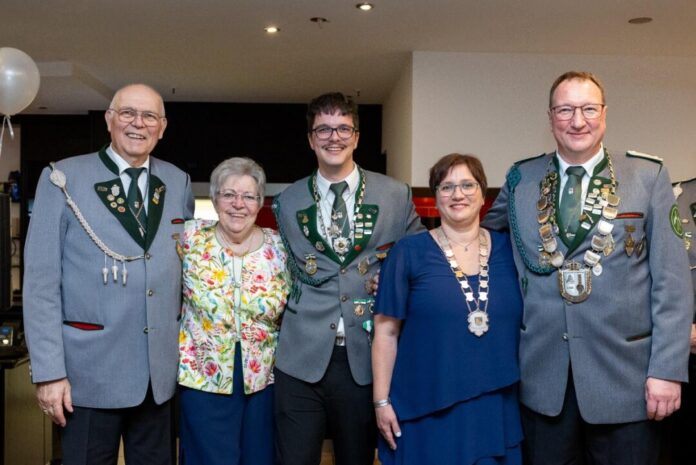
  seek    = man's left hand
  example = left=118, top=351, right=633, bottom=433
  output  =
left=645, top=377, right=681, bottom=421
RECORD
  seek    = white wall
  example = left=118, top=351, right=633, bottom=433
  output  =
left=388, top=51, right=696, bottom=187
left=382, top=57, right=413, bottom=184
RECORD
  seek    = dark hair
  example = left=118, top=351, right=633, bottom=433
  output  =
left=306, top=92, right=359, bottom=133
left=549, top=71, right=606, bottom=108
left=429, top=153, right=487, bottom=197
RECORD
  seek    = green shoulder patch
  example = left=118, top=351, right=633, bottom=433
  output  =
left=627, top=150, right=663, bottom=164
left=670, top=204, right=684, bottom=238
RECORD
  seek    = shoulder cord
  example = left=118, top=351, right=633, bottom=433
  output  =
left=507, top=164, right=554, bottom=275
left=48, top=163, right=144, bottom=262
left=272, top=194, right=336, bottom=303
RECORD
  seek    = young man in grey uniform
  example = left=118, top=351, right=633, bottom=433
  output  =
left=483, top=71, right=692, bottom=465
left=273, top=92, right=423, bottom=465
left=24, top=84, right=194, bottom=464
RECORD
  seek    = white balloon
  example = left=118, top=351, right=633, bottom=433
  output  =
left=0, top=47, right=40, bottom=116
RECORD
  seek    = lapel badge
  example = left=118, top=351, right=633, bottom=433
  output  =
left=315, top=241, right=325, bottom=252
left=358, top=257, right=370, bottom=275
left=111, top=184, right=120, bottom=197
left=303, top=225, right=310, bottom=237
left=97, top=186, right=108, bottom=192
left=304, top=254, right=318, bottom=275
left=684, top=231, right=692, bottom=251
left=624, top=225, right=636, bottom=256
left=107, top=194, right=115, bottom=201
left=635, top=235, right=646, bottom=257
left=354, top=303, right=365, bottom=317
left=117, top=206, right=126, bottom=213
left=172, top=233, right=184, bottom=260
left=117, top=197, right=125, bottom=204
left=110, top=202, right=117, bottom=208
left=153, top=191, right=160, bottom=205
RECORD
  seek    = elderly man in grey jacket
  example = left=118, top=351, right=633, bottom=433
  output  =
left=24, top=84, right=193, bottom=465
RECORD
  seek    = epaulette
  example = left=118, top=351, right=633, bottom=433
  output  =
left=626, top=150, right=663, bottom=164
left=514, top=152, right=547, bottom=166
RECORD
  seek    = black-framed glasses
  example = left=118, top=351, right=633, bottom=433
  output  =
left=550, top=104, right=605, bottom=121
left=109, top=108, right=165, bottom=127
left=311, top=125, right=358, bottom=140
left=217, top=190, right=261, bottom=206
left=436, top=181, right=479, bottom=197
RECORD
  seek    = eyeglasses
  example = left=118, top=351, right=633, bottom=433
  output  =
left=217, top=190, right=261, bottom=206
left=311, top=125, right=358, bottom=140
left=550, top=104, right=605, bottom=121
left=109, top=108, right=165, bottom=127
left=436, top=181, right=479, bottom=197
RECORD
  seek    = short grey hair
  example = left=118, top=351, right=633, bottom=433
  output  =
left=109, top=83, right=166, bottom=116
left=209, top=157, right=267, bottom=200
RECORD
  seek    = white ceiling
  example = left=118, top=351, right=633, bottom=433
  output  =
left=2, top=0, right=695, bottom=114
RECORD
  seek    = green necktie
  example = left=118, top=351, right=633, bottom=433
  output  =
left=125, top=167, right=147, bottom=236
left=559, top=165, right=585, bottom=241
left=329, top=181, right=350, bottom=248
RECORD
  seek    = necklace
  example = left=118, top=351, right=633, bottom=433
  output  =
left=535, top=152, right=619, bottom=303
left=312, top=168, right=367, bottom=258
left=216, top=225, right=256, bottom=257
left=446, top=234, right=478, bottom=252
left=435, top=227, right=490, bottom=337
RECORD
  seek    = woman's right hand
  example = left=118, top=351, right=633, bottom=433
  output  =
left=376, top=404, right=401, bottom=450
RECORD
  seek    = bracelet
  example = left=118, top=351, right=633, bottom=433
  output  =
left=373, top=398, right=391, bottom=408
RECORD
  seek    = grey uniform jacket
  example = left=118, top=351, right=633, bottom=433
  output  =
left=673, top=177, right=696, bottom=321
left=24, top=149, right=194, bottom=408
left=274, top=169, right=423, bottom=385
left=483, top=149, right=692, bottom=424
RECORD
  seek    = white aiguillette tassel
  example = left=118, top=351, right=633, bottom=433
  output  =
left=122, top=261, right=128, bottom=286
left=102, top=254, right=109, bottom=285
left=112, top=258, right=118, bottom=282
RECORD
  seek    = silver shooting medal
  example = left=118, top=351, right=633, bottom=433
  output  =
left=333, top=236, right=351, bottom=255
left=304, top=254, right=318, bottom=275
left=558, top=260, right=591, bottom=303
left=468, top=310, right=489, bottom=337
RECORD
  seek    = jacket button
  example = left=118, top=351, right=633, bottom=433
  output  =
left=145, top=253, right=151, bottom=260
left=330, top=323, right=337, bottom=330
left=340, top=268, right=346, bottom=274
left=143, top=327, right=149, bottom=334
left=147, top=289, right=154, bottom=296
left=562, top=333, right=569, bottom=341
left=340, top=295, right=348, bottom=302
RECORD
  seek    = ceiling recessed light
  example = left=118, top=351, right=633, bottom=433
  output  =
left=264, top=25, right=280, bottom=34
left=356, top=2, right=374, bottom=11
left=628, top=17, right=652, bottom=24
left=310, top=17, right=329, bottom=24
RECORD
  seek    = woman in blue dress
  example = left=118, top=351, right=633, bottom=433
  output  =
left=372, top=153, right=523, bottom=464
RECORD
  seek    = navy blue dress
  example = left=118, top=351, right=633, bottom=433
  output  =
left=375, top=230, right=523, bottom=465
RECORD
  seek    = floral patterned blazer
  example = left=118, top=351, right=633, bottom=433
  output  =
left=178, top=220, right=289, bottom=394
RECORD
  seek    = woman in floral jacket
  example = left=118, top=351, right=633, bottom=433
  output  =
left=178, top=157, right=289, bottom=465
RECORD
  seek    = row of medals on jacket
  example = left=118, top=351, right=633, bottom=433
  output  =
left=536, top=156, right=630, bottom=299
left=305, top=173, right=376, bottom=318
